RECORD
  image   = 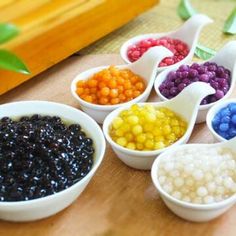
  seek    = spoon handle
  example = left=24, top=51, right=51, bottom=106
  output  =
left=129, top=46, right=173, bottom=81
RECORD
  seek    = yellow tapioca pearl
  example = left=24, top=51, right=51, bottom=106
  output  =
left=112, top=117, right=124, bottom=129
left=126, top=142, right=136, bottom=150
left=154, top=141, right=165, bottom=150
left=136, top=143, right=144, bottom=150
left=145, top=113, right=156, bottom=122
left=115, top=129, right=124, bottom=137
left=131, top=104, right=139, bottom=111
left=155, top=136, right=165, bottom=142
left=136, top=134, right=146, bottom=143
left=146, top=132, right=154, bottom=139
left=170, top=119, right=179, bottom=126
left=153, top=127, right=162, bottom=136
left=116, top=137, right=127, bottom=147
left=163, top=125, right=171, bottom=135
left=167, top=133, right=176, bottom=142
left=145, top=139, right=154, bottom=149
left=156, top=111, right=165, bottom=119
left=127, top=115, right=139, bottom=125
left=172, top=126, right=181, bottom=136
left=125, top=133, right=134, bottom=142
left=143, top=123, right=153, bottom=132
left=132, top=125, right=143, bottom=135
left=120, top=110, right=129, bottom=117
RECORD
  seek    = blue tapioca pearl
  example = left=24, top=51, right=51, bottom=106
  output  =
left=217, top=130, right=227, bottom=138
left=212, top=116, right=221, bottom=126
left=219, top=123, right=229, bottom=132
left=221, top=115, right=231, bottom=123
left=228, top=103, right=236, bottom=114
left=229, top=128, right=236, bottom=138
left=231, top=114, right=236, bottom=124
left=220, top=108, right=231, bottom=117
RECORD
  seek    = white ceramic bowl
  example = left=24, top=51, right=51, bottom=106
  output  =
left=155, top=41, right=236, bottom=123
left=103, top=82, right=215, bottom=170
left=120, top=14, right=213, bottom=72
left=151, top=139, right=236, bottom=222
left=71, top=46, right=172, bottom=124
left=0, top=101, right=106, bottom=222
left=206, top=98, right=236, bottom=142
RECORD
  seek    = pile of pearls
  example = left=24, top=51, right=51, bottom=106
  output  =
left=158, top=147, right=236, bottom=204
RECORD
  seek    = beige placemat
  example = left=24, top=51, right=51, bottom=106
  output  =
left=80, top=0, right=236, bottom=56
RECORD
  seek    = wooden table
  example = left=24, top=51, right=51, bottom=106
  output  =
left=0, top=54, right=236, bottom=236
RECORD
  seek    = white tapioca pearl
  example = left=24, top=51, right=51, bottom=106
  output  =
left=223, top=177, right=234, bottom=189
left=164, top=162, right=174, bottom=172
left=192, top=170, right=204, bottom=180
left=193, top=197, right=202, bottom=204
left=182, top=188, right=189, bottom=194
left=172, top=191, right=182, bottom=199
left=186, top=178, right=194, bottom=187
left=203, top=196, right=214, bottom=204
left=163, top=184, right=173, bottom=193
left=174, top=177, right=184, bottom=187
left=184, top=164, right=194, bottom=174
left=158, top=176, right=166, bottom=184
left=197, top=187, right=208, bottom=197
left=212, top=168, right=220, bottom=175
left=190, top=192, right=196, bottom=199
left=204, top=173, right=213, bottom=181
left=207, top=182, right=216, bottom=193
left=215, top=176, right=223, bottom=185
left=216, top=186, right=225, bottom=195
left=182, top=196, right=191, bottom=202
left=170, top=170, right=180, bottom=178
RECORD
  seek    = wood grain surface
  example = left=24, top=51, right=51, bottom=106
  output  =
left=0, top=0, right=158, bottom=95
left=0, top=54, right=236, bottom=236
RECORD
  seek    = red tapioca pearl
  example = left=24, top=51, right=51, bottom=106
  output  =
left=140, top=39, right=152, bottom=48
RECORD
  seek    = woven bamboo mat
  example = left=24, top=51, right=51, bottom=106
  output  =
left=80, top=0, right=236, bottom=57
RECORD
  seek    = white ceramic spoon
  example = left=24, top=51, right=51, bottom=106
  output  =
left=120, top=14, right=213, bottom=72
left=103, top=82, right=215, bottom=170
left=71, top=46, right=172, bottom=124
left=151, top=137, right=236, bottom=222
left=155, top=41, right=236, bottom=124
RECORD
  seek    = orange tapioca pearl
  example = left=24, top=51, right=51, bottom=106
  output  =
left=135, top=82, right=145, bottom=91
left=125, top=89, right=133, bottom=98
left=118, top=94, right=126, bottom=102
left=117, top=77, right=125, bottom=85
left=108, top=80, right=117, bottom=89
left=76, top=87, right=84, bottom=95
left=99, top=97, right=109, bottom=105
left=84, top=95, right=93, bottom=103
left=110, top=89, right=119, bottom=98
left=84, top=88, right=90, bottom=95
left=124, top=81, right=132, bottom=89
left=101, top=87, right=110, bottom=96
left=133, top=90, right=141, bottom=97
left=130, top=76, right=139, bottom=84
left=98, top=82, right=106, bottom=89
left=76, top=80, right=86, bottom=88
left=117, top=85, right=124, bottom=93
left=111, top=98, right=120, bottom=105
left=87, top=79, right=98, bottom=88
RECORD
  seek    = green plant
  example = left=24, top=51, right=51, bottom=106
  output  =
left=0, top=23, right=29, bottom=74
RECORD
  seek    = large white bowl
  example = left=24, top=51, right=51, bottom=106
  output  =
left=155, top=41, right=236, bottom=123
left=206, top=98, right=236, bottom=142
left=0, top=101, right=106, bottom=222
left=151, top=140, right=236, bottom=222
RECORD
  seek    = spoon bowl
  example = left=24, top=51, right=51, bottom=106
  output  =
left=71, top=46, right=172, bottom=124
left=120, top=14, right=213, bottom=72
left=103, top=82, right=215, bottom=170
left=151, top=137, right=236, bottom=222
left=155, top=41, right=236, bottom=123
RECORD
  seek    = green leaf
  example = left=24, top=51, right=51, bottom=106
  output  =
left=0, top=50, right=30, bottom=74
left=223, top=7, right=236, bottom=35
left=177, top=0, right=197, bottom=20
left=195, top=44, right=216, bottom=60
left=0, top=23, right=19, bottom=44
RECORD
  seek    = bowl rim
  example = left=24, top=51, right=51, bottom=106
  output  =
left=151, top=143, right=236, bottom=210
left=206, top=98, right=236, bottom=142
left=102, top=102, right=192, bottom=158
left=70, top=65, right=150, bottom=111
left=0, top=100, right=106, bottom=206
left=154, top=62, right=234, bottom=111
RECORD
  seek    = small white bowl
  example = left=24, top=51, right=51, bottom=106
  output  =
left=155, top=41, right=236, bottom=123
left=151, top=138, right=236, bottom=222
left=207, top=98, right=236, bottom=142
left=103, top=82, right=215, bottom=170
left=120, top=14, right=213, bottom=72
left=71, top=47, right=172, bottom=124
left=0, top=101, right=106, bottom=222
